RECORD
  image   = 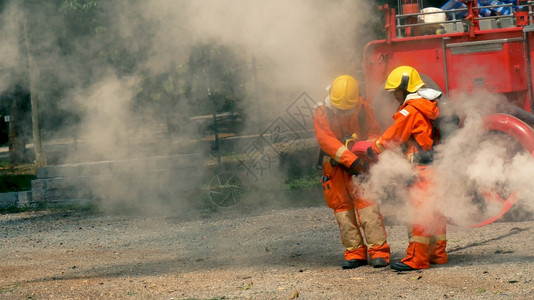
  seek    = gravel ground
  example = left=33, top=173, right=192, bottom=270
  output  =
left=0, top=203, right=533, bottom=299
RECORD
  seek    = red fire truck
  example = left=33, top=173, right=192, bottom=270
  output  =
left=363, top=0, right=534, bottom=226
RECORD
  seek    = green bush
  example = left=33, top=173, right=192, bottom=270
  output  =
left=0, top=175, right=35, bottom=193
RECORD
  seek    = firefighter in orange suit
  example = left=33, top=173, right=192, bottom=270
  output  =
left=314, top=75, right=391, bottom=269
left=370, top=66, right=447, bottom=271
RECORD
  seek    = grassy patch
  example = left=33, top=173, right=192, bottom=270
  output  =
left=0, top=175, right=36, bottom=193
left=0, top=284, right=19, bottom=294
left=284, top=173, right=320, bottom=190
left=0, top=200, right=100, bottom=215
left=0, top=162, right=36, bottom=193
left=0, top=161, right=37, bottom=175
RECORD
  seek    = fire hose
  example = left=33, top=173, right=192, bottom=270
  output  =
left=469, top=113, right=534, bottom=227
left=497, top=103, right=534, bottom=127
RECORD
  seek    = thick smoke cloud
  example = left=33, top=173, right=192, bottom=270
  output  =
left=0, top=0, right=382, bottom=214
left=67, top=74, right=140, bottom=162
left=0, top=2, right=24, bottom=91
left=138, top=0, right=373, bottom=88
left=5, top=0, right=531, bottom=221
left=359, top=91, right=534, bottom=227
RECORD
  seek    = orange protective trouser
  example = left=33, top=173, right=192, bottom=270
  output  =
left=401, top=166, right=447, bottom=269
left=321, top=161, right=390, bottom=262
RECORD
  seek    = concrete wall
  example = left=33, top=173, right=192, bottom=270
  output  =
left=0, top=153, right=203, bottom=209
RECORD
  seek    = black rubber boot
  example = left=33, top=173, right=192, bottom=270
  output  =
left=390, top=261, right=416, bottom=271
left=341, top=259, right=368, bottom=269
left=370, top=257, right=388, bottom=268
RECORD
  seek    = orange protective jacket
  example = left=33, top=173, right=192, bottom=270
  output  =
left=372, top=96, right=439, bottom=157
left=314, top=99, right=381, bottom=167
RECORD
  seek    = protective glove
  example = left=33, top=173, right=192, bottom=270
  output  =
left=348, top=158, right=369, bottom=176
left=363, top=147, right=379, bottom=164
left=351, top=140, right=373, bottom=156
left=352, top=141, right=379, bottom=165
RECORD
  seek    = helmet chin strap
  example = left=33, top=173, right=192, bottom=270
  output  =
left=394, top=89, right=408, bottom=105
left=400, top=73, right=410, bottom=91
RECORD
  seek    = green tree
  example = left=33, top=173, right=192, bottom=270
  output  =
left=1, top=85, right=31, bottom=164
left=5, top=0, right=249, bottom=165
left=134, top=62, right=191, bottom=139
left=186, top=42, right=247, bottom=117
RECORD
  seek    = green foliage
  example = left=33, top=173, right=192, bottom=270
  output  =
left=13, top=1, right=248, bottom=145
left=0, top=201, right=100, bottom=214
left=17, top=0, right=155, bottom=140
left=284, top=174, right=320, bottom=190
left=187, top=42, right=247, bottom=116
left=135, top=62, right=189, bottom=111
left=0, top=284, right=19, bottom=294
left=49, top=0, right=152, bottom=80
left=59, top=0, right=99, bottom=13
left=0, top=175, right=35, bottom=193
left=57, top=0, right=106, bottom=41
left=56, top=1, right=248, bottom=131
left=0, top=159, right=36, bottom=192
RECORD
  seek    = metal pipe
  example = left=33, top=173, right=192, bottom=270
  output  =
left=445, top=37, right=524, bottom=48
left=441, top=37, right=450, bottom=95
left=523, top=27, right=534, bottom=113
left=208, top=88, right=221, bottom=166
left=529, top=1, right=534, bottom=24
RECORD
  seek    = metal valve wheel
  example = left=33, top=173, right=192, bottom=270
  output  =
left=207, top=171, right=245, bottom=208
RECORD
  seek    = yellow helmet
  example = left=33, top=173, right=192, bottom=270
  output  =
left=384, top=66, right=425, bottom=93
left=329, top=75, right=360, bottom=110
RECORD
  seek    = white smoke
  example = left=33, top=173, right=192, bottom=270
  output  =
left=9, top=0, right=532, bottom=221
left=0, top=2, right=24, bottom=90
left=134, top=0, right=375, bottom=102
left=0, top=0, right=384, bottom=214
left=359, top=91, right=534, bottom=226
left=66, top=73, right=140, bottom=162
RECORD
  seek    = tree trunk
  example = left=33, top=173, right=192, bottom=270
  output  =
left=23, top=17, right=46, bottom=167
left=8, top=96, right=26, bottom=164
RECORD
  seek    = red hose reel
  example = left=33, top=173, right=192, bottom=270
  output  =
left=469, top=113, right=534, bottom=227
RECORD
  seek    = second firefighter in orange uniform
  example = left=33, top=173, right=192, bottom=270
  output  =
left=371, top=66, right=448, bottom=271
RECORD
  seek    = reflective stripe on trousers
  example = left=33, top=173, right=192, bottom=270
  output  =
left=335, top=204, right=390, bottom=261
left=402, top=166, right=447, bottom=269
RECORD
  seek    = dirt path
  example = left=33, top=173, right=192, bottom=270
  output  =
left=1, top=205, right=533, bottom=299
